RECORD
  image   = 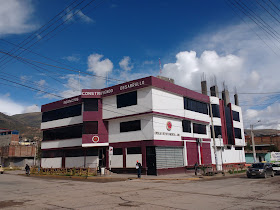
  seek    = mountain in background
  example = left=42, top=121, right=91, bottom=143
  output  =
left=0, top=112, right=42, bottom=140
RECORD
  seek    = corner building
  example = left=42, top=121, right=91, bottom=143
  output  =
left=41, top=76, right=245, bottom=175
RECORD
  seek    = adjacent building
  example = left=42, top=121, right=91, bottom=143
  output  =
left=41, top=76, right=246, bottom=175
left=0, top=128, right=36, bottom=167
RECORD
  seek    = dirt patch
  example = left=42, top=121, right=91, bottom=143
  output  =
left=0, top=200, right=27, bottom=209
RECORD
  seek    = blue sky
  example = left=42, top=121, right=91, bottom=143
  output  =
left=0, top=0, right=280, bottom=129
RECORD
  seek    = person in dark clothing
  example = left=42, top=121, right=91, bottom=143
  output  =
left=136, top=160, right=142, bottom=178
left=194, top=162, right=198, bottom=176
left=25, top=164, right=30, bottom=175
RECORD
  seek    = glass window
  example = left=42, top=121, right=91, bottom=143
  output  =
left=193, top=123, right=207, bottom=134
left=117, top=91, right=137, bottom=108
left=182, top=120, right=191, bottom=133
left=211, top=104, right=220, bottom=118
left=210, top=126, right=222, bottom=138
left=42, top=104, right=82, bottom=122
left=234, top=128, right=242, bottom=139
left=65, top=149, right=84, bottom=157
left=43, top=124, right=83, bottom=141
left=120, top=120, right=141, bottom=132
left=113, top=148, right=123, bottom=155
left=86, top=148, right=98, bottom=156
left=184, top=97, right=208, bottom=115
left=41, top=149, right=63, bottom=158
left=232, top=111, right=240, bottom=122
left=225, top=107, right=234, bottom=144
left=127, top=147, right=141, bottom=154
left=83, top=121, right=98, bottom=134
left=83, top=99, right=98, bottom=111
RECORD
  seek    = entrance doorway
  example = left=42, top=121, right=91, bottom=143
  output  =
left=98, top=148, right=106, bottom=167
left=146, top=146, right=157, bottom=175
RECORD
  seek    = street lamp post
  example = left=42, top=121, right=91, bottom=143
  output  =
left=250, top=120, right=261, bottom=163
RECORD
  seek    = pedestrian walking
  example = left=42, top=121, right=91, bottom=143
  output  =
left=194, top=162, right=198, bottom=176
left=136, top=160, right=142, bottom=178
left=25, top=164, right=30, bottom=176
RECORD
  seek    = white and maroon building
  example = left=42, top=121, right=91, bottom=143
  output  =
left=40, top=76, right=245, bottom=175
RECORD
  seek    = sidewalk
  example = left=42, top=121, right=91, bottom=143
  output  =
left=3, top=169, right=246, bottom=182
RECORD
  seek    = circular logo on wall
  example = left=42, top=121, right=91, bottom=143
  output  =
left=92, top=136, right=99, bottom=143
left=166, top=121, right=172, bottom=131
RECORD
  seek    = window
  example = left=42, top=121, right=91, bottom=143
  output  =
left=42, top=104, right=82, bottom=122
left=210, top=126, right=222, bottom=138
left=43, top=124, right=83, bottom=141
left=120, top=120, right=141, bottom=132
left=117, top=91, right=137, bottom=108
left=83, top=99, right=98, bottom=111
left=182, top=120, right=191, bottom=133
left=225, top=107, right=234, bottom=144
left=83, top=121, right=98, bottom=134
left=235, top=147, right=242, bottom=150
left=184, top=97, right=208, bottom=114
left=41, top=149, right=63, bottom=158
left=193, top=123, right=207, bottom=134
left=127, top=147, right=141, bottom=154
left=234, top=128, right=242, bottom=139
left=65, top=149, right=84, bottom=157
left=211, top=104, right=220, bottom=118
left=232, top=111, right=240, bottom=122
left=86, top=149, right=98, bottom=156
left=113, top=148, right=123, bottom=155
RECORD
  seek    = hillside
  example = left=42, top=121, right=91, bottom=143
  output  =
left=244, top=129, right=280, bottom=137
left=0, top=112, right=42, bottom=140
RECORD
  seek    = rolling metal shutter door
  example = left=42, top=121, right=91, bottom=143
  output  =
left=156, top=147, right=184, bottom=169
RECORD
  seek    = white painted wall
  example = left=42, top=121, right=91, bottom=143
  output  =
left=126, top=154, right=142, bottom=168
left=111, top=155, right=123, bottom=168
left=109, top=115, right=153, bottom=143
left=184, top=110, right=211, bottom=125
left=65, top=157, right=84, bottom=168
left=211, top=143, right=246, bottom=165
left=153, top=116, right=182, bottom=141
left=41, top=138, right=82, bottom=149
left=152, top=88, right=184, bottom=117
left=41, top=157, right=62, bottom=168
left=103, top=87, right=153, bottom=119
left=85, top=156, right=98, bottom=168
left=41, top=115, right=83, bottom=130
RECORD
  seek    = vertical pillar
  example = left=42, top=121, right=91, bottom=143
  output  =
left=123, top=147, right=126, bottom=168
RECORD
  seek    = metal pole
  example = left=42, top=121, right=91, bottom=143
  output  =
left=250, top=125, right=257, bottom=163
left=33, top=141, right=37, bottom=166
left=209, top=101, right=218, bottom=171
left=219, top=135, right=223, bottom=171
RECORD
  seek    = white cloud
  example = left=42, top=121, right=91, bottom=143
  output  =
left=23, top=104, right=40, bottom=113
left=87, top=53, right=113, bottom=88
left=0, top=93, right=39, bottom=115
left=0, top=0, right=37, bottom=36
left=162, top=22, right=280, bottom=129
left=143, top=60, right=154, bottom=65
left=63, top=55, right=80, bottom=62
left=119, top=56, right=133, bottom=71
left=63, top=8, right=94, bottom=24
left=76, top=11, right=94, bottom=23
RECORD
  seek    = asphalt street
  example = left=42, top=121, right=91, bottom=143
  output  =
left=0, top=172, right=280, bottom=210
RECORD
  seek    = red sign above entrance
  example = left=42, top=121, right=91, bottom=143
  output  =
left=92, top=136, right=100, bottom=143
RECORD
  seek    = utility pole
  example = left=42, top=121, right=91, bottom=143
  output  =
left=250, top=124, right=257, bottom=163
left=250, top=120, right=261, bottom=163
left=209, top=101, right=218, bottom=171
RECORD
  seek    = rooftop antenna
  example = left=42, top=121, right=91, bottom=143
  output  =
left=159, top=58, right=162, bottom=75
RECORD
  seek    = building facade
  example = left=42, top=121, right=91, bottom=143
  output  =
left=0, top=129, right=36, bottom=167
left=41, top=76, right=245, bottom=175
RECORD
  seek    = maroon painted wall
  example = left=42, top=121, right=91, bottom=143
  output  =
left=186, top=142, right=199, bottom=166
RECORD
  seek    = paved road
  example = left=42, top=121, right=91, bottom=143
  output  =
left=0, top=173, right=280, bottom=210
